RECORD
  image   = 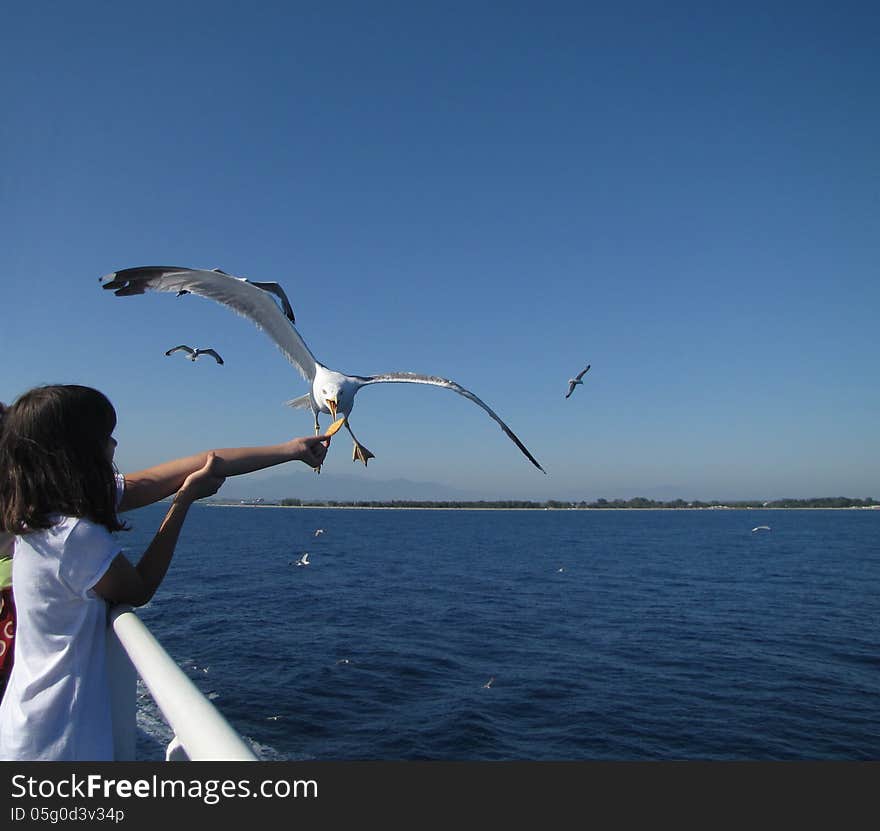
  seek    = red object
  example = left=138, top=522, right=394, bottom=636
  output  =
left=0, top=587, right=15, bottom=689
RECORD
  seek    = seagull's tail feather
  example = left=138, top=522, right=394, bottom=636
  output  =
left=285, top=394, right=312, bottom=410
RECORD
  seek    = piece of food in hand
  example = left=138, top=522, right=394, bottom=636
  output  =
left=325, top=416, right=346, bottom=437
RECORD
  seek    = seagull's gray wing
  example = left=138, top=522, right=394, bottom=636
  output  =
left=165, top=345, right=194, bottom=357
left=575, top=364, right=591, bottom=381
left=359, top=371, right=545, bottom=473
left=102, top=266, right=317, bottom=381
left=248, top=281, right=296, bottom=323
left=210, top=269, right=295, bottom=322
left=199, top=348, right=225, bottom=365
left=565, top=382, right=577, bottom=399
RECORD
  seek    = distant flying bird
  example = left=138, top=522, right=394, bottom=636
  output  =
left=102, top=266, right=545, bottom=472
left=751, top=526, right=771, bottom=533
left=565, top=364, right=591, bottom=399
left=295, top=552, right=310, bottom=566
left=165, top=345, right=224, bottom=365
left=483, top=677, right=495, bottom=689
left=314, top=529, right=325, bottom=537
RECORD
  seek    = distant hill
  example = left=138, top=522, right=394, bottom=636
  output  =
left=216, top=469, right=483, bottom=503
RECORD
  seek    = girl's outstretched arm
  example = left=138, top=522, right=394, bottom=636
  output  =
left=119, top=434, right=331, bottom=511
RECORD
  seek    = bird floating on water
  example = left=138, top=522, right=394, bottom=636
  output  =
left=565, top=364, right=591, bottom=399
left=102, top=266, right=545, bottom=472
left=165, top=345, right=225, bottom=365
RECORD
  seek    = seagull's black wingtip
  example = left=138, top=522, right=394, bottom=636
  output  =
left=531, top=458, right=547, bottom=474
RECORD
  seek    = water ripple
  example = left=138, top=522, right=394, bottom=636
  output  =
left=125, top=505, right=880, bottom=760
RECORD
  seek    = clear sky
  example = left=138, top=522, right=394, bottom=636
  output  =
left=2, top=2, right=878, bottom=501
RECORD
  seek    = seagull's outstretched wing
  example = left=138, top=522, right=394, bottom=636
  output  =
left=359, top=371, right=545, bottom=473
left=575, top=364, right=591, bottom=381
left=247, top=281, right=296, bottom=323
left=101, top=266, right=317, bottom=381
left=165, top=345, right=194, bottom=357
left=564, top=381, right=577, bottom=399
left=200, top=348, right=225, bottom=365
left=210, top=269, right=295, bottom=322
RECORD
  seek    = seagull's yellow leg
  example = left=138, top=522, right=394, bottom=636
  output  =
left=344, top=421, right=375, bottom=467
left=313, top=410, right=322, bottom=474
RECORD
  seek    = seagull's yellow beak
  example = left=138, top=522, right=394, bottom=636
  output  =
left=326, top=399, right=337, bottom=419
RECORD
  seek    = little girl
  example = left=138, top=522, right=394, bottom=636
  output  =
left=0, top=384, right=332, bottom=760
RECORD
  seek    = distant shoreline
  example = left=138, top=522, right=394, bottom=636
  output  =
left=201, top=502, right=879, bottom=512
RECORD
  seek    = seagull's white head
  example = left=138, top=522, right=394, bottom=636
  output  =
left=314, top=370, right=354, bottom=421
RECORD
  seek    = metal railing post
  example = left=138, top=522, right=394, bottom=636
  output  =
left=109, top=605, right=257, bottom=761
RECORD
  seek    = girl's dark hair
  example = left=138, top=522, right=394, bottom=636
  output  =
left=0, top=385, right=127, bottom=533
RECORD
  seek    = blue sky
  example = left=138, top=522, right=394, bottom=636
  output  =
left=2, top=2, right=878, bottom=501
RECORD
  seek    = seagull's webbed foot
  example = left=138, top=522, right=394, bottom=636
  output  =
left=352, top=441, right=375, bottom=466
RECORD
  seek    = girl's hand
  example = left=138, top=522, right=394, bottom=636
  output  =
left=288, top=435, right=332, bottom=469
left=176, top=452, right=227, bottom=504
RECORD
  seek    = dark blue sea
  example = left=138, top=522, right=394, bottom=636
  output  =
left=120, top=505, right=880, bottom=761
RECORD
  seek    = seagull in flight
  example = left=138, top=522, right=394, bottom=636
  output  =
left=176, top=268, right=297, bottom=323
left=565, top=364, right=591, bottom=399
left=102, top=266, right=545, bottom=472
left=165, top=345, right=225, bottom=365
left=295, top=552, right=310, bottom=566
left=314, top=529, right=325, bottom=536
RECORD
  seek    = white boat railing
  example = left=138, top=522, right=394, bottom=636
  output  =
left=107, top=605, right=257, bottom=761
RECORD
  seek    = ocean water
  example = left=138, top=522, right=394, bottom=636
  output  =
left=120, top=504, right=880, bottom=761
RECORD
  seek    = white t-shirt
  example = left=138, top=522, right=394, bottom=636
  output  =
left=0, top=476, right=124, bottom=760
